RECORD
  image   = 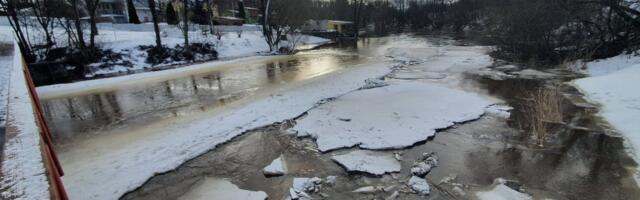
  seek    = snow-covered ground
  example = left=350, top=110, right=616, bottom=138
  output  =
left=0, top=23, right=330, bottom=77
left=0, top=54, right=11, bottom=126
left=574, top=53, right=640, bottom=167
left=90, top=25, right=329, bottom=76
left=0, top=44, right=51, bottom=200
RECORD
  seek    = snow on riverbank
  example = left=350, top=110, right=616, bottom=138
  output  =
left=574, top=54, right=640, bottom=164
left=58, top=61, right=392, bottom=200
left=293, top=81, right=494, bottom=152
left=90, top=25, right=329, bottom=76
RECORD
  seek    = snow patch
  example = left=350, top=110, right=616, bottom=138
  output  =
left=331, top=150, right=401, bottom=176
left=575, top=62, right=640, bottom=167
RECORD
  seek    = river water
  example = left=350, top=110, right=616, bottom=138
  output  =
left=40, top=35, right=640, bottom=200
left=42, top=48, right=368, bottom=147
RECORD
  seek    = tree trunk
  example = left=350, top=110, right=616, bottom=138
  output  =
left=71, top=0, right=86, bottom=49
left=149, top=0, right=162, bottom=48
left=183, top=0, right=190, bottom=51
left=127, top=0, right=141, bottom=24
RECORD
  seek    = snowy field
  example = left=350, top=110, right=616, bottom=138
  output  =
left=575, top=53, right=640, bottom=166
left=87, top=25, right=329, bottom=76
left=0, top=45, right=51, bottom=200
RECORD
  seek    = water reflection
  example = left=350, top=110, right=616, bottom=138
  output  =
left=43, top=53, right=362, bottom=145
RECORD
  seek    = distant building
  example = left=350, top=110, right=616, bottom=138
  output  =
left=302, top=20, right=353, bottom=35
left=96, top=0, right=159, bottom=23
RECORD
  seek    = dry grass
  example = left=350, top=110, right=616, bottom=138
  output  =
left=521, top=87, right=564, bottom=147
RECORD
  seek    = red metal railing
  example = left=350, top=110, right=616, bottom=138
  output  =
left=20, top=54, right=69, bottom=200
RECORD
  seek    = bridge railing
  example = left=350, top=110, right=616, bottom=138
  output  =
left=0, top=43, right=67, bottom=200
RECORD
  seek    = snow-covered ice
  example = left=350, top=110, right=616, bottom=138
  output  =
left=575, top=58, right=640, bottom=164
left=288, top=177, right=323, bottom=199
left=178, top=178, right=267, bottom=200
left=475, top=183, right=532, bottom=200
left=485, top=104, right=513, bottom=118
left=293, top=81, right=494, bottom=152
left=56, top=61, right=392, bottom=200
left=407, top=176, right=430, bottom=195
left=511, top=69, right=556, bottom=79
left=331, top=150, right=401, bottom=175
left=263, top=155, right=286, bottom=176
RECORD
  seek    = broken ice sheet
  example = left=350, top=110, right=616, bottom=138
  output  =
left=331, top=150, right=401, bottom=176
left=407, top=176, right=430, bottom=195
left=475, top=183, right=532, bottom=200
left=293, top=81, right=494, bottom=152
left=178, top=178, right=267, bottom=200
left=263, top=155, right=286, bottom=177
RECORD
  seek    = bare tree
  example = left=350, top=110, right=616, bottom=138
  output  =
left=149, top=0, right=162, bottom=48
left=182, top=0, right=190, bottom=51
left=83, top=0, right=100, bottom=50
left=0, top=0, right=33, bottom=60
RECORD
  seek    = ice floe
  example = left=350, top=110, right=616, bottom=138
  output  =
left=263, top=155, right=286, bottom=177
left=407, top=176, right=430, bottom=195
left=293, top=81, right=494, bottom=152
left=178, top=178, right=267, bottom=200
left=331, top=150, right=401, bottom=175
left=475, top=181, right=532, bottom=200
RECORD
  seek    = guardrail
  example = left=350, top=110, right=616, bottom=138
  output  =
left=0, top=44, right=68, bottom=200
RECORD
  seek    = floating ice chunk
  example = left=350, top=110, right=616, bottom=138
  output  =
left=292, top=177, right=323, bottom=194
left=293, top=82, right=494, bottom=152
left=510, top=69, right=556, bottom=79
left=485, top=104, right=513, bottom=118
left=407, top=176, right=430, bottom=195
left=411, top=162, right=433, bottom=177
left=386, top=191, right=400, bottom=200
left=324, top=176, right=337, bottom=186
left=352, top=186, right=382, bottom=193
left=475, top=183, right=532, bottom=200
left=331, top=150, right=401, bottom=176
left=411, top=152, right=438, bottom=177
left=263, top=155, right=286, bottom=177
left=178, top=178, right=268, bottom=200
left=361, top=78, right=389, bottom=89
